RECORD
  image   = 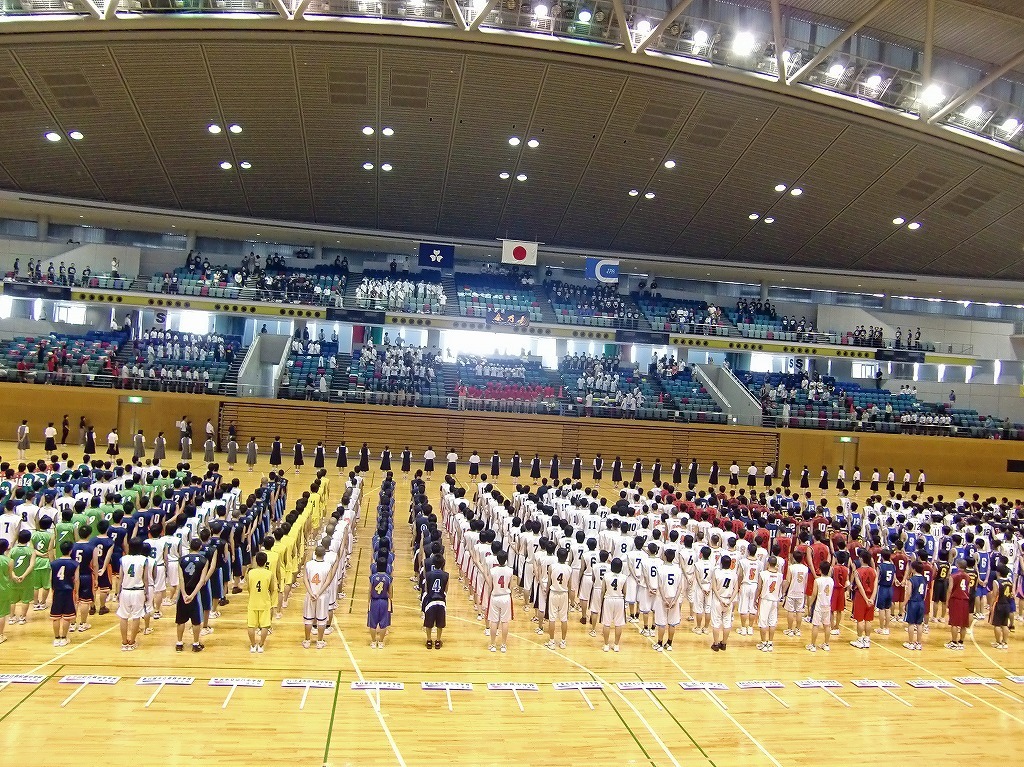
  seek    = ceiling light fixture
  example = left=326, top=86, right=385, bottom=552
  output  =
left=748, top=213, right=760, bottom=220
left=207, top=124, right=222, bottom=134
left=664, top=160, right=676, bottom=169
left=68, top=130, right=84, bottom=141
left=228, top=124, right=242, bottom=134
left=774, top=183, right=787, bottom=192
left=362, top=162, right=374, bottom=170
left=219, top=161, right=232, bottom=170
left=692, top=29, right=709, bottom=48
left=920, top=84, right=945, bottom=107
left=764, top=217, right=775, bottom=224
left=628, top=189, right=639, bottom=197
left=516, top=173, right=528, bottom=181
left=578, top=8, right=592, bottom=22
left=382, top=127, right=395, bottom=136
left=964, top=104, right=984, bottom=120
left=239, top=161, right=252, bottom=169
left=636, top=19, right=651, bottom=36
left=1000, top=117, right=1020, bottom=134
left=892, top=217, right=905, bottom=225
left=508, top=137, right=521, bottom=146
left=381, top=163, right=393, bottom=171
left=907, top=221, right=922, bottom=230
left=534, top=3, right=548, bottom=18
left=362, top=126, right=375, bottom=136
left=44, top=131, right=61, bottom=142
left=865, top=74, right=882, bottom=89
left=499, top=172, right=510, bottom=179
left=644, top=191, right=655, bottom=199
left=732, top=31, right=756, bottom=56
left=789, top=187, right=803, bottom=196
left=827, top=63, right=845, bottom=79
left=527, top=138, right=540, bottom=148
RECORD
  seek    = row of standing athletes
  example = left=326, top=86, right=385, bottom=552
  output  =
left=438, top=477, right=1005, bottom=654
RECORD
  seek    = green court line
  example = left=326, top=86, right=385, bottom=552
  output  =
left=321, top=669, right=343, bottom=766
left=591, top=672, right=657, bottom=767
left=636, top=671, right=718, bottom=767
left=0, top=664, right=64, bottom=725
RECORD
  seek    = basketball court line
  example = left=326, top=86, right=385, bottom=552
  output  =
left=835, top=624, right=1024, bottom=724
left=626, top=620, right=785, bottom=767
left=968, top=623, right=1019, bottom=676
left=636, top=672, right=718, bottom=767
left=321, top=670, right=343, bottom=767
left=22, top=625, right=117, bottom=675
left=0, top=664, right=63, bottom=725
left=338, top=627, right=407, bottom=767
left=594, top=680, right=658, bottom=767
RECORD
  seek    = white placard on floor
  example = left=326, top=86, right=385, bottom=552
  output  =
left=616, top=682, right=667, bottom=691
left=208, top=678, right=265, bottom=709
left=553, top=681, right=603, bottom=710
left=953, top=676, right=1000, bottom=685
left=851, top=679, right=911, bottom=707
left=736, top=679, right=788, bottom=708
left=422, top=681, right=473, bottom=712
left=136, top=676, right=195, bottom=708
left=679, top=681, right=728, bottom=691
left=282, top=678, right=337, bottom=710
left=59, top=675, right=120, bottom=708
left=351, top=681, right=405, bottom=691
left=906, top=679, right=972, bottom=707
left=487, top=682, right=538, bottom=712
left=794, top=679, right=849, bottom=707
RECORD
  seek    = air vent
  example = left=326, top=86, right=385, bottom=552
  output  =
left=389, top=70, right=430, bottom=109
left=0, top=76, right=31, bottom=115
left=327, top=67, right=368, bottom=106
left=634, top=100, right=681, bottom=139
left=40, top=72, right=99, bottom=110
left=896, top=169, right=948, bottom=203
left=942, top=185, right=997, bottom=217
left=684, top=112, right=739, bottom=149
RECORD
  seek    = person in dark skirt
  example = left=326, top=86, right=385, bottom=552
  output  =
left=851, top=466, right=861, bottom=491
left=729, top=461, right=739, bottom=486
left=153, top=432, right=166, bottom=462
left=593, top=454, right=604, bottom=484
left=226, top=437, right=238, bottom=470
left=203, top=437, right=215, bottom=463
left=763, top=464, right=773, bottom=488
left=800, top=465, right=810, bottom=489
left=270, top=437, right=282, bottom=468
left=358, top=443, right=370, bottom=472
left=652, top=459, right=662, bottom=487
left=423, top=446, right=435, bottom=475
left=106, top=428, right=119, bottom=456
left=549, top=454, right=559, bottom=481
left=510, top=451, right=521, bottom=478
left=293, top=440, right=304, bottom=474
left=687, top=459, right=698, bottom=488
left=401, top=447, right=412, bottom=475
left=632, top=458, right=642, bottom=484
left=709, top=461, right=719, bottom=486
left=380, top=446, right=392, bottom=472
left=915, top=469, right=925, bottom=493
left=490, top=451, right=500, bottom=476
left=836, top=465, right=846, bottom=491
left=571, top=454, right=582, bottom=481
left=871, top=468, right=880, bottom=493
left=246, top=436, right=258, bottom=472
left=44, top=423, right=57, bottom=453
left=530, top=454, right=541, bottom=480
left=314, top=441, right=326, bottom=469
left=83, top=425, right=95, bottom=455
left=61, top=414, right=70, bottom=446
left=446, top=449, right=458, bottom=475
left=469, top=451, right=480, bottom=477
left=671, top=459, right=682, bottom=486
left=781, top=463, right=791, bottom=489
left=746, top=463, right=757, bottom=489
left=611, top=456, right=623, bottom=484
left=901, top=469, right=911, bottom=493
left=818, top=465, right=829, bottom=490
left=337, top=441, right=348, bottom=474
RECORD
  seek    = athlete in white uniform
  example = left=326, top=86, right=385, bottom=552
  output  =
left=737, top=543, right=761, bottom=637
left=755, top=556, right=784, bottom=652
left=302, top=547, right=336, bottom=649
left=546, top=550, right=572, bottom=649
left=601, top=558, right=627, bottom=652
left=784, top=551, right=810, bottom=637
left=710, top=555, right=738, bottom=651
left=116, top=541, right=151, bottom=651
left=693, top=546, right=713, bottom=634
left=487, top=552, right=515, bottom=653
left=653, top=549, right=683, bottom=651
left=808, top=562, right=834, bottom=653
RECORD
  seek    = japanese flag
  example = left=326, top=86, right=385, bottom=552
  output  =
left=501, top=240, right=538, bottom=266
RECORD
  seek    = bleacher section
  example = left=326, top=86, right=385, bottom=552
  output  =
left=655, top=369, right=726, bottom=423
left=0, top=331, right=125, bottom=385
left=280, top=340, right=339, bottom=400
left=634, top=296, right=731, bottom=335
left=456, top=273, right=543, bottom=322
left=546, top=280, right=636, bottom=328
left=344, top=344, right=446, bottom=407
left=456, top=356, right=564, bottom=412
left=131, top=330, right=245, bottom=393
left=354, top=270, right=445, bottom=314
left=148, top=267, right=246, bottom=298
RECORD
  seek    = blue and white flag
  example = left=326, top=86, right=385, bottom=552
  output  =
left=585, top=257, right=619, bottom=284
left=418, top=242, right=455, bottom=269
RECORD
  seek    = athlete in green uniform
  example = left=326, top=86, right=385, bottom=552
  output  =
left=9, top=529, right=37, bottom=624
left=30, top=518, right=54, bottom=610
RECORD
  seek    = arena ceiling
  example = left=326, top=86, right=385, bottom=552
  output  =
left=2, top=1, right=1024, bottom=281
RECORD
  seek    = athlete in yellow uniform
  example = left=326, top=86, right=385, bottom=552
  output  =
left=246, top=552, right=275, bottom=652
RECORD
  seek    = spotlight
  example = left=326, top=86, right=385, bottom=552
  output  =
left=732, top=32, right=756, bottom=56
left=964, top=104, right=984, bottom=120
left=892, top=217, right=905, bottom=225
left=628, top=189, right=639, bottom=197
left=920, top=85, right=944, bottom=107
left=207, top=124, right=221, bottom=134
left=509, top=137, right=521, bottom=146
left=44, top=132, right=61, bottom=142
left=363, top=162, right=374, bottom=170
left=664, top=160, right=676, bottom=169
left=219, top=161, right=232, bottom=170
left=692, top=30, right=709, bottom=47
left=827, top=63, right=845, bottom=79
left=534, top=4, right=548, bottom=17
left=499, top=172, right=510, bottom=179
left=907, top=222, right=922, bottom=230
left=228, top=124, right=242, bottom=134
left=68, top=130, right=84, bottom=141
left=577, top=8, right=591, bottom=22
left=527, top=139, right=540, bottom=148
left=362, top=126, right=375, bottom=135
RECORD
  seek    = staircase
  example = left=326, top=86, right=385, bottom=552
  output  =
left=535, top=290, right=560, bottom=325
left=341, top=273, right=363, bottom=308
left=330, top=352, right=353, bottom=400
left=220, top=345, right=248, bottom=395
left=440, top=362, right=459, bottom=399
left=440, top=271, right=459, bottom=317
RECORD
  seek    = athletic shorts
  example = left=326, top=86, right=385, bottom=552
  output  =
left=175, top=596, right=203, bottom=625
left=32, top=568, right=51, bottom=591
left=737, top=583, right=757, bottom=615
left=757, top=599, right=779, bottom=629
left=852, top=596, right=875, bottom=623
left=812, top=604, right=831, bottom=627
left=783, top=592, right=805, bottom=613
left=625, top=577, right=638, bottom=603
left=116, top=590, right=147, bottom=620
left=830, top=586, right=846, bottom=613
left=423, top=603, right=447, bottom=629
left=693, top=588, right=710, bottom=615
left=948, top=599, right=970, bottom=628
left=710, top=600, right=733, bottom=630
left=932, top=581, right=948, bottom=603
left=993, top=605, right=1012, bottom=627
left=905, top=600, right=926, bottom=626
left=77, top=577, right=94, bottom=604
left=875, top=586, right=893, bottom=610
left=653, top=598, right=681, bottom=627
left=602, top=596, right=625, bottom=627
left=152, top=565, right=167, bottom=593
left=166, top=562, right=180, bottom=588
left=548, top=591, right=569, bottom=622
left=578, top=575, right=593, bottom=604
left=305, top=593, right=331, bottom=625
left=367, top=598, right=391, bottom=630
left=247, top=609, right=271, bottom=629
left=638, top=588, right=654, bottom=614
left=50, top=591, right=76, bottom=619
left=96, top=570, right=112, bottom=591
left=487, top=594, right=512, bottom=624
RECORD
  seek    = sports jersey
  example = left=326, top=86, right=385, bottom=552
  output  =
left=758, top=569, right=783, bottom=602
left=120, top=554, right=149, bottom=590
left=50, top=557, right=78, bottom=594
left=368, top=571, right=391, bottom=600
left=246, top=565, right=274, bottom=611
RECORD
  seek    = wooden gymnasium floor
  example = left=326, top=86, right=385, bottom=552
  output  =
left=1, top=442, right=1024, bottom=767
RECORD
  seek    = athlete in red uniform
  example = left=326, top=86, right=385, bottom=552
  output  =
left=851, top=549, right=878, bottom=649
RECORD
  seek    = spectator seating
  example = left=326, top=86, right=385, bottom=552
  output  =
left=355, top=270, right=445, bottom=314
left=635, top=296, right=730, bottom=335
left=347, top=344, right=446, bottom=407
left=132, top=331, right=244, bottom=392
left=0, top=331, right=124, bottom=383
left=546, top=280, right=625, bottom=328
left=655, top=368, right=726, bottom=423
left=258, top=266, right=346, bottom=305
left=456, top=273, right=542, bottom=322
left=148, top=267, right=245, bottom=298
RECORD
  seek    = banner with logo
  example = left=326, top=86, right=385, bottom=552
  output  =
left=418, top=243, right=455, bottom=269
left=585, top=257, right=620, bottom=283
